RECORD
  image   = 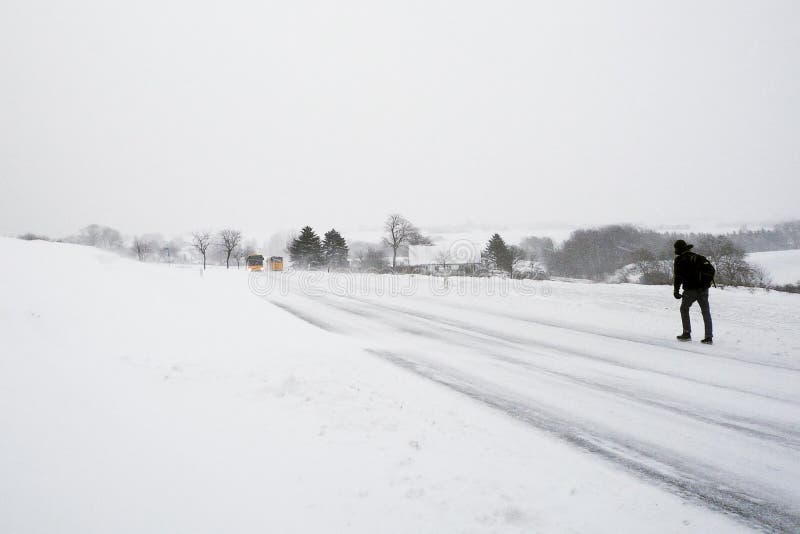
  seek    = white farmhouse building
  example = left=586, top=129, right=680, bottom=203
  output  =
left=408, top=241, right=483, bottom=275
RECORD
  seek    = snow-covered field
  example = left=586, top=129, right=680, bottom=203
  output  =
left=2, top=238, right=799, bottom=533
left=747, top=249, right=800, bottom=285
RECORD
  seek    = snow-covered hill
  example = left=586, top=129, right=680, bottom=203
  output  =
left=747, top=249, right=800, bottom=285
left=2, top=237, right=798, bottom=533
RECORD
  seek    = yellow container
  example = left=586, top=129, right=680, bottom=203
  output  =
left=269, top=256, right=284, bottom=271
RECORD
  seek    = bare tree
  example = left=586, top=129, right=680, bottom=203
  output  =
left=100, top=227, right=123, bottom=249
left=628, top=248, right=671, bottom=285
left=237, top=238, right=258, bottom=269
left=218, top=229, right=243, bottom=269
left=509, top=245, right=526, bottom=277
left=162, top=237, right=186, bottom=264
left=192, top=231, right=212, bottom=270
left=696, top=235, right=766, bottom=287
left=77, top=224, right=122, bottom=249
left=80, top=224, right=103, bottom=247
left=408, top=228, right=433, bottom=245
left=383, top=214, right=413, bottom=271
left=140, top=233, right=165, bottom=254
left=132, top=236, right=152, bottom=261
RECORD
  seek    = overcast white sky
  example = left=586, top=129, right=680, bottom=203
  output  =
left=1, top=0, right=798, bottom=240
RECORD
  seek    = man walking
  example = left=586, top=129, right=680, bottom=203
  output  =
left=673, top=239, right=714, bottom=344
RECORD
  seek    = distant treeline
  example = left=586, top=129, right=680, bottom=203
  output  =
left=17, top=218, right=800, bottom=289
left=667, top=221, right=800, bottom=253
left=544, top=225, right=670, bottom=280
left=17, top=224, right=256, bottom=269
left=526, top=221, right=800, bottom=287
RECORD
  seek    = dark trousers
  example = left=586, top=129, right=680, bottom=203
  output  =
left=680, top=288, right=712, bottom=339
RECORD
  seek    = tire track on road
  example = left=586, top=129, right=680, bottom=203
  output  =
left=269, top=294, right=800, bottom=450
left=368, top=348, right=800, bottom=534
left=413, top=294, right=800, bottom=372
left=333, top=293, right=800, bottom=405
left=264, top=293, right=800, bottom=532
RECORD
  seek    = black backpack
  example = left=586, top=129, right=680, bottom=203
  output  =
left=692, top=254, right=716, bottom=287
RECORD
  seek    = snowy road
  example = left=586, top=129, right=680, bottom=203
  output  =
left=262, top=274, right=800, bottom=533
left=4, top=239, right=799, bottom=533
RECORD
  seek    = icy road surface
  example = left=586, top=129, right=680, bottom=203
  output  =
left=260, top=273, right=800, bottom=533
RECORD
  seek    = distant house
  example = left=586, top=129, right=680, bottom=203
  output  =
left=408, top=242, right=482, bottom=275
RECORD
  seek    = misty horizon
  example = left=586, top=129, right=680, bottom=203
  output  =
left=5, top=216, right=797, bottom=248
left=2, top=1, right=799, bottom=239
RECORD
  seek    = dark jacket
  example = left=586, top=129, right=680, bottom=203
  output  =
left=673, top=251, right=710, bottom=292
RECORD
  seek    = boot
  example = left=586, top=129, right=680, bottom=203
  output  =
left=676, top=332, right=691, bottom=342
left=701, top=337, right=713, bottom=345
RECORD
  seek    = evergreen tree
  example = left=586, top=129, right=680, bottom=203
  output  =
left=322, top=229, right=349, bottom=270
left=289, top=226, right=323, bottom=269
left=484, top=233, right=513, bottom=274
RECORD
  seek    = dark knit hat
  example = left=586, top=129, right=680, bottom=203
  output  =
left=674, top=239, right=693, bottom=254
